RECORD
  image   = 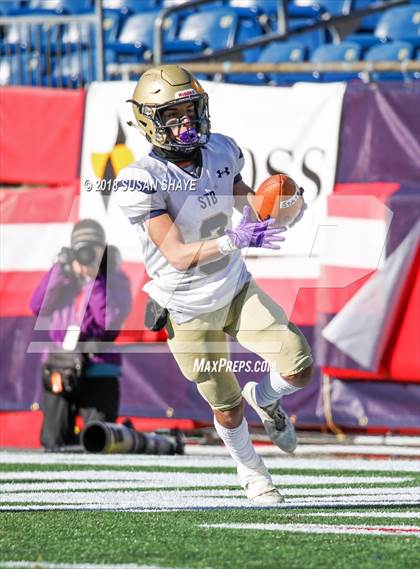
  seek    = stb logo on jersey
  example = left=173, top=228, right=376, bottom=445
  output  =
left=217, top=167, right=230, bottom=178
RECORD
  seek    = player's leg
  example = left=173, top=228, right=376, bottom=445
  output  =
left=226, top=280, right=313, bottom=453
left=166, top=312, right=283, bottom=504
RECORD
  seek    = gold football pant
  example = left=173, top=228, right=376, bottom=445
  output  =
left=166, top=280, right=313, bottom=411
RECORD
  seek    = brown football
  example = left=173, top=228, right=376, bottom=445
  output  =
left=255, top=174, right=304, bottom=227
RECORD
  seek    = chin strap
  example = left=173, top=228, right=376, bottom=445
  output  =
left=152, top=145, right=201, bottom=164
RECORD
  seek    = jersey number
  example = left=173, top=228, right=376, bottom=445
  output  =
left=199, top=212, right=229, bottom=275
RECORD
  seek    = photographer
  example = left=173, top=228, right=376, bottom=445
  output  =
left=30, top=219, right=132, bottom=450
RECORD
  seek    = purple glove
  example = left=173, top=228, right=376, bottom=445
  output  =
left=226, top=206, right=287, bottom=250
left=289, top=202, right=307, bottom=228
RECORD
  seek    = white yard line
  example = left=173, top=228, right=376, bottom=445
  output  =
left=1, top=498, right=419, bottom=512
left=0, top=563, right=198, bottom=569
left=0, top=473, right=412, bottom=491
left=2, top=486, right=418, bottom=498
left=0, top=488, right=418, bottom=510
left=201, top=523, right=420, bottom=537
left=0, top=452, right=419, bottom=472
left=188, top=445, right=420, bottom=457
left=296, top=511, right=420, bottom=519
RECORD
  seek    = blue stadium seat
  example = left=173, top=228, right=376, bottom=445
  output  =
left=289, top=0, right=348, bottom=18
left=230, top=0, right=279, bottom=17
left=375, top=5, right=420, bottom=47
left=350, top=0, right=383, bottom=33
left=177, top=8, right=236, bottom=50
left=365, top=41, right=414, bottom=81
left=103, top=0, right=160, bottom=14
left=60, top=10, right=121, bottom=51
left=311, top=41, right=362, bottom=81
left=107, top=10, right=202, bottom=63
left=0, top=52, right=45, bottom=85
left=348, top=5, right=420, bottom=51
left=0, top=1, right=24, bottom=15
left=287, top=18, right=327, bottom=51
left=102, top=9, right=124, bottom=44
left=26, top=1, right=93, bottom=14
left=0, top=19, right=61, bottom=54
left=256, top=41, right=311, bottom=85
left=174, top=7, right=265, bottom=61
left=51, top=50, right=96, bottom=87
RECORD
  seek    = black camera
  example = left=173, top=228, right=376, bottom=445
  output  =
left=57, top=244, right=97, bottom=274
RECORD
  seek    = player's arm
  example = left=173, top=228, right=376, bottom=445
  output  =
left=145, top=208, right=286, bottom=271
left=145, top=213, right=226, bottom=271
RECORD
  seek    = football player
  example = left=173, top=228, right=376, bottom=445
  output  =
left=116, top=65, right=313, bottom=505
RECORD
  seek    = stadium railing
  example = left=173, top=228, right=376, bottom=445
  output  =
left=0, top=0, right=104, bottom=87
left=106, top=59, right=420, bottom=81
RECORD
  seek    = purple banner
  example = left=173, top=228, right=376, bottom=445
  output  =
left=0, top=316, right=323, bottom=427
left=337, top=82, right=420, bottom=186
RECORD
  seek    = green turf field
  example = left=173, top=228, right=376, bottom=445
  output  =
left=0, top=451, right=419, bottom=569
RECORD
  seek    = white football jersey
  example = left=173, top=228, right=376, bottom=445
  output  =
left=116, top=133, right=251, bottom=323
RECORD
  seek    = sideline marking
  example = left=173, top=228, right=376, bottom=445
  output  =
left=297, top=511, right=420, bottom=519
left=201, top=523, right=420, bottom=537
left=0, top=474, right=413, bottom=491
left=0, top=452, right=418, bottom=472
left=0, top=564, right=202, bottom=569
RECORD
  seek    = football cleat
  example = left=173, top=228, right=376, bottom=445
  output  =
left=237, top=461, right=284, bottom=506
left=242, top=381, right=297, bottom=454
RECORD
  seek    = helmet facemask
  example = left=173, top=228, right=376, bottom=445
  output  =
left=152, top=94, right=210, bottom=153
left=129, top=93, right=210, bottom=154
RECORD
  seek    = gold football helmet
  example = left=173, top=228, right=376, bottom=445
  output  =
left=127, top=65, right=211, bottom=152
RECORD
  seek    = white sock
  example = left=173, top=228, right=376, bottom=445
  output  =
left=255, top=370, right=301, bottom=407
left=213, top=416, right=261, bottom=470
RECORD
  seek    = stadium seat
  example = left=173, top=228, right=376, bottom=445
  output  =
left=0, top=19, right=60, bottom=54
left=103, top=0, right=160, bottom=14
left=311, top=41, right=362, bottom=81
left=364, top=41, right=415, bottom=81
left=107, top=10, right=203, bottom=63
left=287, top=18, right=327, bottom=51
left=0, top=1, right=24, bottom=15
left=350, top=0, right=383, bottom=33
left=257, top=41, right=311, bottom=85
left=26, top=1, right=93, bottom=14
left=173, top=7, right=265, bottom=61
left=375, top=5, right=420, bottom=47
left=51, top=50, right=96, bottom=87
left=60, top=10, right=121, bottom=51
left=230, top=0, right=279, bottom=17
left=289, top=0, right=348, bottom=18
left=347, top=5, right=420, bottom=51
left=102, top=9, right=124, bottom=44
left=0, top=52, right=44, bottom=85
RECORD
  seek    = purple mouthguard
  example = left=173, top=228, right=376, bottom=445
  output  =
left=178, top=127, right=199, bottom=144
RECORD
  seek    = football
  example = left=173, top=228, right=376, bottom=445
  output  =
left=255, top=174, right=304, bottom=227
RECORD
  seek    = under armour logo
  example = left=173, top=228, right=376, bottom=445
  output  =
left=217, top=167, right=230, bottom=178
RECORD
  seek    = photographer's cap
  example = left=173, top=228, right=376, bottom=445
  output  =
left=71, top=219, right=106, bottom=250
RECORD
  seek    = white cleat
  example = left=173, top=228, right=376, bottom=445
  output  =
left=237, top=461, right=284, bottom=506
left=242, top=381, right=297, bottom=454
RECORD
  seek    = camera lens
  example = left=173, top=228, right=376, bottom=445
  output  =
left=74, top=245, right=96, bottom=266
